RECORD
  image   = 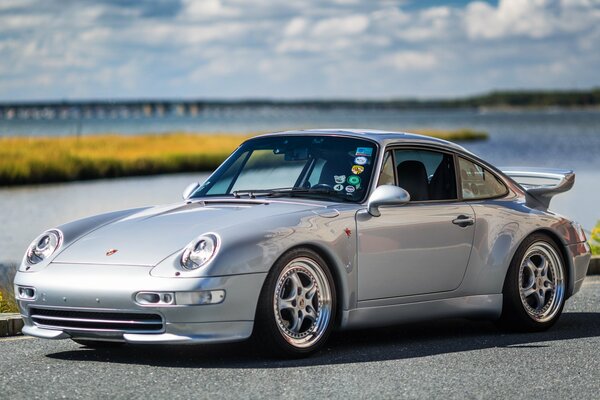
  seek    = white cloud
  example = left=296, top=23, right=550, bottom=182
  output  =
left=181, top=0, right=240, bottom=19
left=0, top=13, right=52, bottom=30
left=0, top=0, right=36, bottom=11
left=465, top=0, right=559, bottom=40
left=284, top=17, right=308, bottom=37
left=312, top=15, right=370, bottom=37
left=384, top=51, right=438, bottom=70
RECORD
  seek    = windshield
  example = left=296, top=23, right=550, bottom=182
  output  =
left=192, top=135, right=379, bottom=202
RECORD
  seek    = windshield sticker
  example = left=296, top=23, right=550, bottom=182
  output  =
left=345, top=185, right=356, bottom=193
left=334, top=175, right=346, bottom=184
left=333, top=184, right=344, bottom=191
left=354, top=156, right=368, bottom=165
left=347, top=175, right=361, bottom=186
left=355, top=147, right=373, bottom=156
left=351, top=165, right=364, bottom=175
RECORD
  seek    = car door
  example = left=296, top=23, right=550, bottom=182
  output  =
left=357, top=147, right=475, bottom=301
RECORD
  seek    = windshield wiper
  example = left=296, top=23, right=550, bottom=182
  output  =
left=233, top=187, right=351, bottom=201
left=232, top=187, right=295, bottom=198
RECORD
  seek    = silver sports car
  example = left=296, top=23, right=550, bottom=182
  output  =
left=14, top=129, right=591, bottom=357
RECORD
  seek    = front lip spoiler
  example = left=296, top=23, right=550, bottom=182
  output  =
left=21, top=321, right=254, bottom=345
left=22, top=325, right=70, bottom=339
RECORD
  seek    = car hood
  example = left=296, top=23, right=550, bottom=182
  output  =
left=54, top=200, right=327, bottom=266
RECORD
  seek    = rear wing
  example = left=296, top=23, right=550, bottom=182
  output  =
left=500, top=167, right=575, bottom=209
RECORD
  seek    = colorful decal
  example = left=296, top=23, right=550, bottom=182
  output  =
left=354, top=156, right=368, bottom=165
left=351, top=165, right=364, bottom=175
left=333, top=184, right=344, bottom=191
left=334, top=175, right=346, bottom=184
left=345, top=185, right=356, bottom=193
left=347, top=175, right=361, bottom=186
left=355, top=147, right=373, bottom=156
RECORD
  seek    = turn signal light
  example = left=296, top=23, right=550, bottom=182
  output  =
left=134, top=290, right=225, bottom=306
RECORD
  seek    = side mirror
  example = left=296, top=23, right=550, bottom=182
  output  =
left=367, top=185, right=410, bottom=217
left=182, top=182, right=200, bottom=200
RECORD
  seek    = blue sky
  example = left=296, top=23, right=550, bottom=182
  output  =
left=0, top=0, right=598, bottom=101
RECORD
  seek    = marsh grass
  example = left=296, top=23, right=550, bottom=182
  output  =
left=0, top=289, right=18, bottom=314
left=0, top=129, right=487, bottom=186
left=590, top=221, right=600, bottom=256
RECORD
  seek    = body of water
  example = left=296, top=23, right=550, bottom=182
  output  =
left=0, top=108, right=598, bottom=263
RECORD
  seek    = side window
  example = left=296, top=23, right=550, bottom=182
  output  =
left=393, top=149, right=457, bottom=201
left=458, top=157, right=507, bottom=200
left=378, top=151, right=395, bottom=186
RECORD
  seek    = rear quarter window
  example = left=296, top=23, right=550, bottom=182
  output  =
left=458, top=157, right=507, bottom=200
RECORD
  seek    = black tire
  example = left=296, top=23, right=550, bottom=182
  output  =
left=499, top=233, right=567, bottom=332
left=72, top=339, right=125, bottom=348
left=252, top=248, right=337, bottom=358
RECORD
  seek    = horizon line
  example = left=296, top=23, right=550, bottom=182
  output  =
left=1, top=87, right=599, bottom=106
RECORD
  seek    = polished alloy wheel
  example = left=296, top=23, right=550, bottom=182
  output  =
left=518, top=242, right=565, bottom=323
left=273, top=257, right=333, bottom=349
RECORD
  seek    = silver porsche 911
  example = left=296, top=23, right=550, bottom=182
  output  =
left=14, top=129, right=591, bottom=357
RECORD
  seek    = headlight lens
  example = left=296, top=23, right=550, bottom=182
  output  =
left=181, top=234, right=219, bottom=270
left=26, top=230, right=62, bottom=265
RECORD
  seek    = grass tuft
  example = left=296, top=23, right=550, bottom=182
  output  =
left=0, top=289, right=18, bottom=314
left=590, top=221, right=600, bottom=256
left=412, top=128, right=488, bottom=141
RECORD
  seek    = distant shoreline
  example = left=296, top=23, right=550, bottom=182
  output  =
left=0, top=129, right=487, bottom=186
left=1, top=89, right=599, bottom=121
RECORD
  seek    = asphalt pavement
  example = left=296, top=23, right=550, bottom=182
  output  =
left=1, top=277, right=599, bottom=399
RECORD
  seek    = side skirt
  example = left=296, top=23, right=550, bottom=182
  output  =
left=340, top=294, right=502, bottom=330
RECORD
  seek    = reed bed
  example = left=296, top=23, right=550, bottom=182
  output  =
left=590, top=221, right=600, bottom=256
left=0, top=290, right=18, bottom=314
left=0, top=129, right=487, bottom=186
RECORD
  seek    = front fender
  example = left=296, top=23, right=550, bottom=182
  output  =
left=150, top=208, right=359, bottom=311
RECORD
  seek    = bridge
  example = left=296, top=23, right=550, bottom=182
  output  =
left=0, top=98, right=445, bottom=120
left=0, top=100, right=223, bottom=120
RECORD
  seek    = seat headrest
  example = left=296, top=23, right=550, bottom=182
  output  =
left=396, top=160, right=429, bottom=201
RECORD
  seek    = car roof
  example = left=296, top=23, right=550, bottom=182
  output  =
left=254, top=128, right=469, bottom=153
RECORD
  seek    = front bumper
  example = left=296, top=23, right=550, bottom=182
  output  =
left=14, top=263, right=266, bottom=344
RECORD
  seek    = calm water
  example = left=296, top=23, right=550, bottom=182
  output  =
left=0, top=108, right=598, bottom=263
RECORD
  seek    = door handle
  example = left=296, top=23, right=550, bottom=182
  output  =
left=452, top=215, right=474, bottom=227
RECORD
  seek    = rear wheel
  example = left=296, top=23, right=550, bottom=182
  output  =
left=253, top=248, right=336, bottom=358
left=500, top=233, right=566, bottom=331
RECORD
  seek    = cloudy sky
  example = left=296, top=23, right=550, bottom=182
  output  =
left=0, top=0, right=598, bottom=101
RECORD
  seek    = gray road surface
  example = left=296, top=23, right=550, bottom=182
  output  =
left=1, top=277, right=599, bottom=399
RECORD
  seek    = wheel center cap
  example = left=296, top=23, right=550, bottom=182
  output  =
left=299, top=298, right=305, bottom=308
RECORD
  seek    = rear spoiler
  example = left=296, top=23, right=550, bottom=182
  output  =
left=499, top=167, right=575, bottom=209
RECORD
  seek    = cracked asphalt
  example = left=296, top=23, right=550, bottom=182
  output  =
left=1, top=277, right=599, bottom=399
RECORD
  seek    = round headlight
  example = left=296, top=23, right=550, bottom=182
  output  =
left=181, top=234, right=219, bottom=270
left=26, top=230, right=62, bottom=265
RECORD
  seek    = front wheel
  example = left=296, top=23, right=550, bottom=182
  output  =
left=500, top=234, right=566, bottom=331
left=253, top=248, right=336, bottom=358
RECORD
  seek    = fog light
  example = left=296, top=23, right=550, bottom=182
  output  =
left=135, top=291, right=175, bottom=305
left=176, top=290, right=225, bottom=305
left=16, top=286, right=36, bottom=300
